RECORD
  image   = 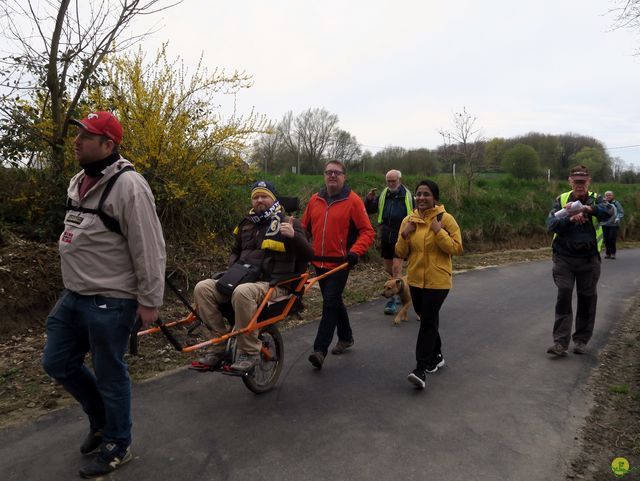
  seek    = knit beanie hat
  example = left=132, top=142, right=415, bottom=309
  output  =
left=251, top=180, right=278, bottom=201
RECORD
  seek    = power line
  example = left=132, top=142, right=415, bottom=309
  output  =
left=606, top=144, right=640, bottom=150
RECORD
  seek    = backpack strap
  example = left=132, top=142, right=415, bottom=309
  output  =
left=66, top=166, right=135, bottom=236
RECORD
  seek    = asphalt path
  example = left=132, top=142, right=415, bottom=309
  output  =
left=2, top=250, right=640, bottom=481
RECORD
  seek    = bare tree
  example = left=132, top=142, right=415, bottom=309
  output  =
left=610, top=0, right=640, bottom=29
left=327, top=129, right=361, bottom=167
left=251, top=125, right=284, bottom=174
left=295, top=108, right=339, bottom=173
left=438, top=107, right=484, bottom=195
left=275, top=108, right=341, bottom=174
left=0, top=0, right=181, bottom=176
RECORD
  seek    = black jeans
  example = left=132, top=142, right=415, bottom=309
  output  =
left=602, top=225, right=619, bottom=256
left=313, top=267, right=351, bottom=355
left=409, top=287, right=449, bottom=371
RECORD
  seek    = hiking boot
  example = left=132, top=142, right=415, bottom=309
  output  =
left=230, top=352, right=259, bottom=372
left=79, top=443, right=132, bottom=478
left=308, top=351, right=325, bottom=369
left=331, top=339, right=354, bottom=355
left=80, top=430, right=103, bottom=455
left=407, top=369, right=426, bottom=390
left=384, top=299, right=398, bottom=315
left=573, top=342, right=588, bottom=355
left=425, top=354, right=445, bottom=373
left=546, top=343, right=568, bottom=357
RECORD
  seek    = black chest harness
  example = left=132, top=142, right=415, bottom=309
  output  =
left=65, top=166, right=134, bottom=236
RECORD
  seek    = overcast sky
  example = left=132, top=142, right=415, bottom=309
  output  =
left=138, top=0, right=640, bottom=167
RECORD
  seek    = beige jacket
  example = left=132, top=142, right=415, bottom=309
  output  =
left=59, top=158, right=166, bottom=307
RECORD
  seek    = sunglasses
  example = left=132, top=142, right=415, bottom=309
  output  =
left=324, top=170, right=344, bottom=177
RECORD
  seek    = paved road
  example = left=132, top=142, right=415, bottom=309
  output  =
left=2, top=251, right=640, bottom=481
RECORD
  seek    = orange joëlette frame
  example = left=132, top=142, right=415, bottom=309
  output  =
left=138, top=263, right=349, bottom=353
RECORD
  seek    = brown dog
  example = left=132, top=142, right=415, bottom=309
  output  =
left=382, top=277, right=412, bottom=325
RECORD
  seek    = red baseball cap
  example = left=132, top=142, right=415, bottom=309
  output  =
left=70, top=111, right=123, bottom=145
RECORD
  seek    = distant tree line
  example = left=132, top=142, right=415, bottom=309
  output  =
left=250, top=109, right=640, bottom=184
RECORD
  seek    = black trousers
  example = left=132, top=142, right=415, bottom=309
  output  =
left=602, top=225, right=619, bottom=256
left=409, top=286, right=449, bottom=371
left=313, top=267, right=351, bottom=355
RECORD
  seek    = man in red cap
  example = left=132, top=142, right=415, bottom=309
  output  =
left=42, top=111, right=166, bottom=478
left=545, top=165, right=613, bottom=357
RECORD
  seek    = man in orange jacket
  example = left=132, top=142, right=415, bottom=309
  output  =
left=301, top=160, right=375, bottom=369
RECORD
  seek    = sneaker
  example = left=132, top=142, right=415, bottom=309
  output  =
left=546, top=343, right=568, bottom=357
left=573, top=342, right=588, bottom=355
left=230, top=352, right=259, bottom=371
left=407, top=369, right=426, bottom=389
left=384, top=299, right=398, bottom=315
left=331, top=339, right=354, bottom=355
left=200, top=350, right=226, bottom=366
left=308, top=351, right=325, bottom=369
left=80, top=430, right=103, bottom=455
left=611, top=255, right=616, bottom=260
left=425, top=354, right=445, bottom=373
left=79, top=443, right=132, bottom=478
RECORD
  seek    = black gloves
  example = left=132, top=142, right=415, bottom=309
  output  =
left=347, top=251, right=359, bottom=268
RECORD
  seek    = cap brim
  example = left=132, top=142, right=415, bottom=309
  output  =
left=69, top=118, right=102, bottom=136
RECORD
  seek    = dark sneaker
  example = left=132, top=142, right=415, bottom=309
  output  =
left=384, top=300, right=397, bottom=315
left=230, top=352, right=259, bottom=371
left=199, top=351, right=225, bottom=367
left=546, top=343, right=568, bottom=357
left=425, top=354, right=445, bottom=373
left=573, top=342, right=587, bottom=355
left=80, top=430, right=103, bottom=455
left=407, top=369, right=426, bottom=389
left=308, top=351, right=325, bottom=369
left=331, top=339, right=354, bottom=355
left=79, top=443, right=132, bottom=478
left=611, top=255, right=616, bottom=260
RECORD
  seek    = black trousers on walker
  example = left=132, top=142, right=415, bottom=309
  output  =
left=409, top=287, right=449, bottom=371
left=602, top=225, right=619, bottom=256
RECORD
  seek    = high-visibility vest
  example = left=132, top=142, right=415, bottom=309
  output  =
left=553, top=191, right=603, bottom=252
left=378, top=187, right=413, bottom=224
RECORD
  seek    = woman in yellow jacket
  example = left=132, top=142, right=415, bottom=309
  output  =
left=395, top=179, right=463, bottom=390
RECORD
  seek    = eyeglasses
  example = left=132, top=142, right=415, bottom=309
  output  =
left=324, top=170, right=344, bottom=177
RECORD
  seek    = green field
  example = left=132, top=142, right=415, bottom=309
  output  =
left=261, top=172, right=640, bottom=251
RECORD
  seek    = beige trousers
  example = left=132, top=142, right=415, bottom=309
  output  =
left=193, top=279, right=286, bottom=355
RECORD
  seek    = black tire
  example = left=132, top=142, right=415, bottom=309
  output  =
left=242, top=324, right=284, bottom=394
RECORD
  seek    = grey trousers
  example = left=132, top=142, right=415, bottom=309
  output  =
left=551, top=253, right=601, bottom=347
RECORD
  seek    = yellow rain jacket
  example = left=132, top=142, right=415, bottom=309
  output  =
left=395, top=204, right=463, bottom=289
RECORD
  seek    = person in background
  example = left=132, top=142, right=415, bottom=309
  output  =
left=42, top=111, right=166, bottom=478
left=602, top=190, right=624, bottom=259
left=365, top=169, right=414, bottom=315
left=395, top=179, right=463, bottom=390
left=545, top=165, right=613, bottom=357
left=302, top=160, right=375, bottom=370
